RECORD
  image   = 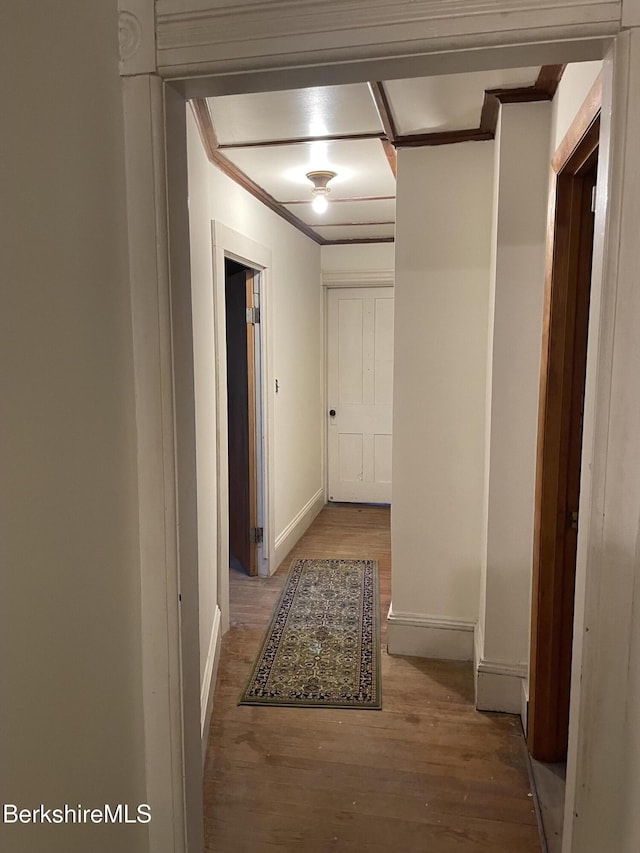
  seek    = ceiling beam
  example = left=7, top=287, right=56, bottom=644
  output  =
left=381, top=139, right=397, bottom=177
left=309, top=221, right=395, bottom=227
left=322, top=237, right=395, bottom=245
left=282, top=195, right=395, bottom=205
left=535, top=64, right=567, bottom=97
left=479, top=65, right=566, bottom=135
left=479, top=87, right=550, bottom=135
left=368, top=82, right=398, bottom=178
left=396, top=128, right=493, bottom=148
left=217, top=131, right=384, bottom=149
left=190, top=99, right=323, bottom=245
left=368, top=81, right=397, bottom=142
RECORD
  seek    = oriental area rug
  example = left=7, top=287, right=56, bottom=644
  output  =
left=239, top=558, right=381, bottom=709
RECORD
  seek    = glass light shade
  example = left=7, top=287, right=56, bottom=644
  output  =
left=312, top=194, right=329, bottom=214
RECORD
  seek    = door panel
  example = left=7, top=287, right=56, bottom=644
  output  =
left=328, top=287, right=394, bottom=503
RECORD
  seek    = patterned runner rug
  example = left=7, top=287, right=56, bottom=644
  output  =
left=239, top=558, right=381, bottom=709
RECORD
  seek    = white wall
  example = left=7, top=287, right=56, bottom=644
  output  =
left=551, top=60, right=603, bottom=152
left=388, top=142, right=494, bottom=657
left=321, top=243, right=395, bottom=272
left=0, top=3, right=147, bottom=852
left=476, top=101, right=551, bottom=714
left=186, top=110, right=323, bottom=702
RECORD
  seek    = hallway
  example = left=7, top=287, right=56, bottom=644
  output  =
left=203, top=505, right=541, bottom=852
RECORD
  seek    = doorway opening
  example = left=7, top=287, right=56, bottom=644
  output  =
left=529, top=109, right=600, bottom=766
left=225, top=257, right=263, bottom=577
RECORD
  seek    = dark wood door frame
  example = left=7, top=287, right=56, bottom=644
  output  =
left=528, top=77, right=601, bottom=763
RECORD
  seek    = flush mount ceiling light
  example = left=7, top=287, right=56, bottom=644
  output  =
left=306, top=170, right=337, bottom=215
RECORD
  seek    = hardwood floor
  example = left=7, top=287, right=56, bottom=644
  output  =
left=203, top=504, right=541, bottom=852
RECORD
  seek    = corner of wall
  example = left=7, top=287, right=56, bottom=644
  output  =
left=387, top=604, right=475, bottom=660
left=475, top=656, right=527, bottom=715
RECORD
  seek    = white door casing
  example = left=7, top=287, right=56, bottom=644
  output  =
left=327, top=287, right=394, bottom=503
left=118, top=5, right=640, bottom=853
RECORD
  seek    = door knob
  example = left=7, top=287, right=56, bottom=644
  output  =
left=329, top=409, right=336, bottom=417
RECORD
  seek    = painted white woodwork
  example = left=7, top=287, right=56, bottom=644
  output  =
left=155, top=0, right=618, bottom=78
left=165, top=82, right=207, bottom=853
left=475, top=621, right=528, bottom=718
left=118, top=0, right=157, bottom=75
left=273, top=488, right=325, bottom=571
left=200, top=604, right=221, bottom=757
left=562, top=34, right=640, bottom=853
left=122, top=75, right=190, bottom=853
left=385, top=66, right=539, bottom=133
left=208, top=84, right=381, bottom=145
left=322, top=270, right=395, bottom=288
left=285, top=198, right=396, bottom=227
left=387, top=606, right=476, bottom=660
left=223, top=137, right=396, bottom=202
left=476, top=100, right=551, bottom=713
left=327, top=287, right=394, bottom=503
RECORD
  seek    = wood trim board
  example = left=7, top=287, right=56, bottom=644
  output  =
left=528, top=74, right=601, bottom=763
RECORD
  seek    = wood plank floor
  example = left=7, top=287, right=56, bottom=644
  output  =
left=203, top=504, right=541, bottom=852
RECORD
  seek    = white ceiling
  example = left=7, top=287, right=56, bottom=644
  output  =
left=211, top=83, right=382, bottom=144
left=223, top=138, right=396, bottom=202
left=202, top=65, right=557, bottom=244
left=385, top=67, right=539, bottom=133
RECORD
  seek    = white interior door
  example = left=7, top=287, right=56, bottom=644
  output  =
left=327, top=286, right=394, bottom=503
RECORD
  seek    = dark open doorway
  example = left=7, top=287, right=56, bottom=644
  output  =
left=225, top=257, right=259, bottom=576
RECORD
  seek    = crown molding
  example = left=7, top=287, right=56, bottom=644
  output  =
left=396, top=128, right=493, bottom=147
left=155, top=1, right=619, bottom=78
left=217, top=131, right=384, bottom=149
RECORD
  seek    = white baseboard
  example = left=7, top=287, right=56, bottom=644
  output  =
left=386, top=604, right=475, bottom=660
left=475, top=658, right=528, bottom=714
left=272, top=488, right=324, bottom=574
left=520, top=678, right=529, bottom=735
left=201, top=604, right=222, bottom=763
left=474, top=623, right=527, bottom=715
